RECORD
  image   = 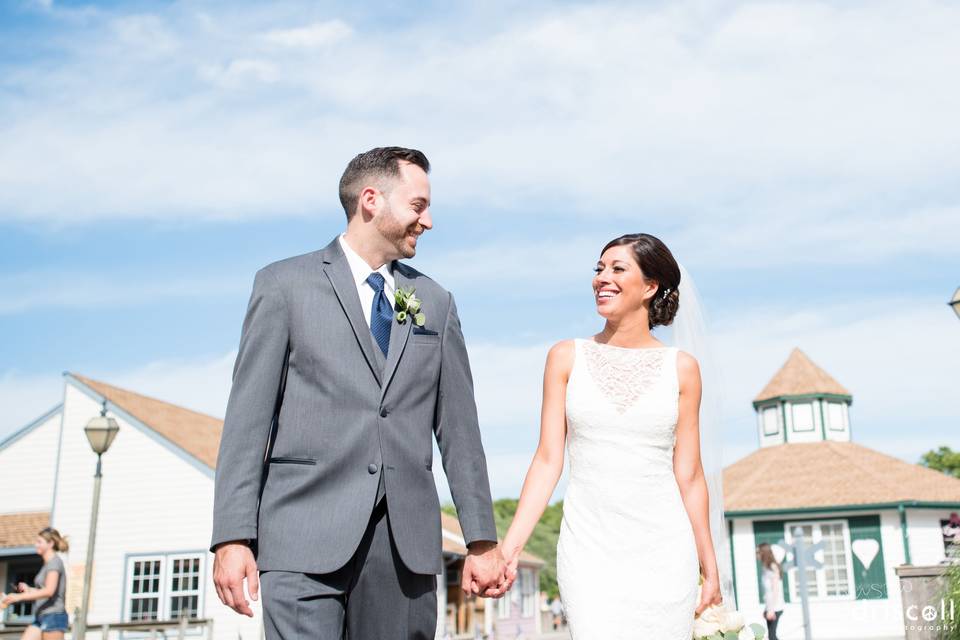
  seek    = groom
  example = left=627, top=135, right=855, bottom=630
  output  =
left=211, top=147, right=507, bottom=639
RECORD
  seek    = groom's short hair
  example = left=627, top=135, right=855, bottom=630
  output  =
left=339, top=147, right=430, bottom=220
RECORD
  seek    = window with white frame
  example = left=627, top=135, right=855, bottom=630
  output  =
left=125, top=553, right=205, bottom=621
left=826, top=402, right=845, bottom=431
left=762, top=406, right=780, bottom=436
left=784, top=521, right=853, bottom=599
left=519, top=568, right=537, bottom=617
left=791, top=403, right=815, bottom=432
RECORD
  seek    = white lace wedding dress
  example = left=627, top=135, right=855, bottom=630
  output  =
left=557, top=339, right=699, bottom=639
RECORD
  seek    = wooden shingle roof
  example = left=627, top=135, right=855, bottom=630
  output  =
left=0, top=512, right=49, bottom=549
left=754, top=348, right=851, bottom=403
left=723, top=441, right=960, bottom=513
left=71, top=374, right=223, bottom=469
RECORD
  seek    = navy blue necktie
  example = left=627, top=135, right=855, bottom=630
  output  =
left=366, top=273, right=393, bottom=357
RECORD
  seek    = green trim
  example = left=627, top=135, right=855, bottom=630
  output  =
left=728, top=519, right=739, bottom=610
left=781, top=402, right=789, bottom=444
left=818, top=399, right=827, bottom=440
left=726, top=501, right=960, bottom=518
left=754, top=393, right=852, bottom=410
left=899, top=504, right=911, bottom=565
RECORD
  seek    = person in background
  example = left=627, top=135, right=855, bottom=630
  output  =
left=0, top=527, right=69, bottom=640
left=757, top=542, right=784, bottom=640
left=550, top=597, right=564, bottom=630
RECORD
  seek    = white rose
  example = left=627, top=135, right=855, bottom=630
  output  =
left=720, top=610, right=745, bottom=632
left=738, top=626, right=755, bottom=640
left=692, top=616, right=721, bottom=638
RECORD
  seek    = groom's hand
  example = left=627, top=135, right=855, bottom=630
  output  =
left=461, top=541, right=508, bottom=598
left=213, top=541, right=259, bottom=617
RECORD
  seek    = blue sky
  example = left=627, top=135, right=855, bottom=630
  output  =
left=2, top=0, right=958, bottom=498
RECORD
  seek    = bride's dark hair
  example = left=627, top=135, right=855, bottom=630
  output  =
left=601, top=233, right=681, bottom=329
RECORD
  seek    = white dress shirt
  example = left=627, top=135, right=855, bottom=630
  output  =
left=338, top=234, right=395, bottom=328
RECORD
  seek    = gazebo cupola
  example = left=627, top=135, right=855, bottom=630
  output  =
left=753, top=348, right=853, bottom=448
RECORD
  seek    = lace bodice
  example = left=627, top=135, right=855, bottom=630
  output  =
left=565, top=339, right=681, bottom=481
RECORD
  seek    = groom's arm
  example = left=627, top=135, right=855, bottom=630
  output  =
left=434, top=293, right=498, bottom=545
left=211, top=267, right=290, bottom=550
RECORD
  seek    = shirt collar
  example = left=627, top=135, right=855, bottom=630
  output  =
left=338, top=234, right=394, bottom=289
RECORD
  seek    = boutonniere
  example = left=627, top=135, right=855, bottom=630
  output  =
left=394, top=286, right=426, bottom=327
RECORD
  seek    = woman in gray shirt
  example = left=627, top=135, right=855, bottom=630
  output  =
left=1, top=527, right=69, bottom=639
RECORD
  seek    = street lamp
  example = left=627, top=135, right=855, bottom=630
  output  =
left=74, top=402, right=119, bottom=640
left=950, top=287, right=960, bottom=321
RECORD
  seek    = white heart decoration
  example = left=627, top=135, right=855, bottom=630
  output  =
left=852, top=539, right=880, bottom=570
left=771, top=544, right=787, bottom=564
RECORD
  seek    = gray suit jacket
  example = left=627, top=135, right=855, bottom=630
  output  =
left=211, top=238, right=497, bottom=575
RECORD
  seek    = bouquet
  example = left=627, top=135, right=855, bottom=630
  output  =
left=693, top=603, right=766, bottom=640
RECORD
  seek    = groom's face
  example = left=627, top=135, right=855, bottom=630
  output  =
left=374, top=161, right=432, bottom=259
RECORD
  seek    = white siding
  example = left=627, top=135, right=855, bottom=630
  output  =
left=730, top=511, right=908, bottom=640
left=0, top=407, right=62, bottom=515
left=51, top=382, right=262, bottom=640
left=906, top=509, right=952, bottom=566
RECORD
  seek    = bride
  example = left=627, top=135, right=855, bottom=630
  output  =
left=501, top=233, right=722, bottom=639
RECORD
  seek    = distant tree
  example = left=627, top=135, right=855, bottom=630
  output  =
left=921, top=446, right=960, bottom=479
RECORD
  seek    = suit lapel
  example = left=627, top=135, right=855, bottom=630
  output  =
left=321, top=240, right=383, bottom=386
left=380, top=262, right=414, bottom=398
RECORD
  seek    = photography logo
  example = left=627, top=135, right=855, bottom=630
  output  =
left=904, top=598, right=956, bottom=634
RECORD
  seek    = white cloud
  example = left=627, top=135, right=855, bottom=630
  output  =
left=199, top=58, right=280, bottom=88
left=261, top=20, right=352, bottom=49
left=0, top=0, right=957, bottom=274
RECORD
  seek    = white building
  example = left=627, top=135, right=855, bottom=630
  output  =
left=723, top=348, right=960, bottom=640
left=0, top=373, right=542, bottom=639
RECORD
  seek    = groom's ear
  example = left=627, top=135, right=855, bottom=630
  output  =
left=357, top=185, right=382, bottom=220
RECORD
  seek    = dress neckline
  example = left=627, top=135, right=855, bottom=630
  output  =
left=582, top=338, right=671, bottom=352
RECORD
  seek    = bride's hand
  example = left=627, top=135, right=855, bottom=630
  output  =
left=695, top=575, right=722, bottom=616
left=500, top=538, right=522, bottom=580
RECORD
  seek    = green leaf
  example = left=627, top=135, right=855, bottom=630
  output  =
left=750, top=622, right=766, bottom=638
left=724, top=632, right=739, bottom=640
left=414, top=313, right=426, bottom=327
left=707, top=633, right=723, bottom=640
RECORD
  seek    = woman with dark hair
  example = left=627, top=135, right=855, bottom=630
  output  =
left=757, top=543, right=785, bottom=640
left=1, top=527, right=70, bottom=640
left=502, top=234, right=721, bottom=638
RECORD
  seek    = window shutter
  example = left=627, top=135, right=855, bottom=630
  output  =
left=753, top=520, right=790, bottom=604
left=848, top=515, right=887, bottom=599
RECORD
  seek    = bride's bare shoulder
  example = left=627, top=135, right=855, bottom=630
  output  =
left=676, top=350, right=701, bottom=387
left=545, top=340, right=576, bottom=375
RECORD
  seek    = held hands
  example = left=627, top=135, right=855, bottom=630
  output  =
left=213, top=541, right=259, bottom=617
left=461, top=541, right=512, bottom=598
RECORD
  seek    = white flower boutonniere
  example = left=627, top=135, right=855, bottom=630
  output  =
left=394, top=286, right=426, bottom=327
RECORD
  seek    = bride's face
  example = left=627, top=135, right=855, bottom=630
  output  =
left=593, top=245, right=659, bottom=319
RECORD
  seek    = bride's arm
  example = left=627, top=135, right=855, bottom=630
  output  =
left=501, top=340, right=573, bottom=572
left=674, top=351, right=722, bottom=614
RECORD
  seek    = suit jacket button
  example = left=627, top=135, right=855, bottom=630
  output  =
left=380, top=408, right=389, bottom=417
left=368, top=463, right=379, bottom=474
